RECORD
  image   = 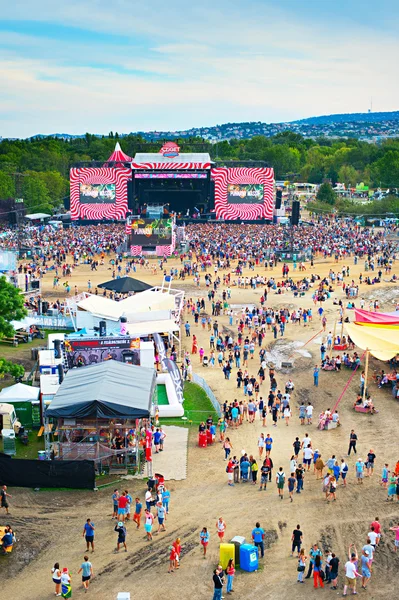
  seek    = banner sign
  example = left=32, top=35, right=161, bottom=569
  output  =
left=153, top=333, right=184, bottom=404
left=128, top=218, right=173, bottom=246
left=64, top=337, right=140, bottom=368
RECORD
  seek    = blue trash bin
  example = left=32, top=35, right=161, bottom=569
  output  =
left=239, top=544, right=259, bottom=572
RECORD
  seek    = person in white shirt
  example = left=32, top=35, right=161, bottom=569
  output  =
left=343, top=554, right=359, bottom=595
left=301, top=434, right=311, bottom=449
left=367, top=529, right=378, bottom=548
left=303, top=446, right=314, bottom=470
left=306, top=403, right=313, bottom=424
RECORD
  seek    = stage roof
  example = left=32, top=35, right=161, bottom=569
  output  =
left=104, top=142, right=132, bottom=165
left=46, top=360, right=155, bottom=419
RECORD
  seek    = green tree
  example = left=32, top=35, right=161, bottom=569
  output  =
left=0, top=171, right=15, bottom=199
left=338, top=165, right=359, bottom=187
left=0, top=358, right=25, bottom=381
left=317, top=182, right=336, bottom=205
left=0, top=276, right=27, bottom=338
left=22, top=172, right=52, bottom=212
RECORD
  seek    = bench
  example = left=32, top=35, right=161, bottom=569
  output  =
left=354, top=405, right=372, bottom=414
left=325, top=421, right=338, bottom=430
left=1, top=337, right=18, bottom=347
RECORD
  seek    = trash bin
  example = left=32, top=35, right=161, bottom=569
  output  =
left=38, top=450, right=46, bottom=461
left=206, top=429, right=213, bottom=445
left=240, top=544, right=259, bottom=572
left=219, top=543, right=235, bottom=569
left=230, top=535, right=246, bottom=565
left=198, top=432, right=207, bottom=447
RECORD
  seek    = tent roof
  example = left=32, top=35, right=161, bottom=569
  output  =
left=346, top=323, right=399, bottom=361
left=125, top=319, right=179, bottom=335
left=354, top=308, right=399, bottom=326
left=25, top=213, right=51, bottom=220
left=0, top=383, right=39, bottom=401
left=133, top=152, right=211, bottom=165
left=98, top=277, right=152, bottom=293
left=104, top=142, right=132, bottom=165
left=46, top=360, right=155, bottom=419
left=77, top=290, right=175, bottom=321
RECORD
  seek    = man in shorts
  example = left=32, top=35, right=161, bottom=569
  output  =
left=156, top=501, right=166, bottom=533
left=82, top=518, right=95, bottom=552
left=303, top=445, right=313, bottom=471
left=0, top=485, right=11, bottom=515
left=291, top=524, right=303, bottom=557
left=114, top=522, right=127, bottom=552
left=343, top=553, right=359, bottom=595
left=117, top=491, right=128, bottom=521
left=133, top=497, right=142, bottom=529
left=355, top=458, right=365, bottom=484
left=77, top=555, right=93, bottom=591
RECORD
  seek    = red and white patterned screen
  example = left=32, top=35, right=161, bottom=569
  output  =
left=70, top=167, right=131, bottom=220
left=211, top=167, right=274, bottom=220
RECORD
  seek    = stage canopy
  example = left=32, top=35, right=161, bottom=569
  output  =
left=46, top=360, right=156, bottom=419
left=354, top=308, right=399, bottom=326
left=98, top=276, right=152, bottom=294
left=346, top=323, right=399, bottom=361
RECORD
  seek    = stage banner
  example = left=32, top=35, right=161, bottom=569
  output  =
left=153, top=333, right=184, bottom=404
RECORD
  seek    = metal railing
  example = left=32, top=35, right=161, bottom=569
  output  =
left=191, top=373, right=222, bottom=417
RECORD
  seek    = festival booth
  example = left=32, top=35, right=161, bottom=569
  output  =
left=44, top=360, right=156, bottom=473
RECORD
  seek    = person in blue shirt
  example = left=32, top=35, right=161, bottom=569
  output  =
left=184, top=322, right=191, bottom=337
left=0, top=528, right=13, bottom=554
left=82, top=518, right=95, bottom=552
left=313, top=365, right=320, bottom=387
left=162, top=487, right=171, bottom=514
left=240, top=458, right=250, bottom=482
left=252, top=522, right=265, bottom=558
left=333, top=461, right=341, bottom=481
left=153, top=429, right=162, bottom=453
left=77, top=555, right=93, bottom=592
left=265, top=435, right=273, bottom=456
left=200, top=527, right=210, bottom=557
left=133, top=498, right=142, bottom=529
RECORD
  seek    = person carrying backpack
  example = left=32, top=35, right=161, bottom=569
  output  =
left=276, top=467, right=286, bottom=499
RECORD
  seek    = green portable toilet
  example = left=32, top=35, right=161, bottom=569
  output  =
left=0, top=383, right=40, bottom=429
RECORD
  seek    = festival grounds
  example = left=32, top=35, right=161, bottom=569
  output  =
left=1, top=249, right=399, bottom=599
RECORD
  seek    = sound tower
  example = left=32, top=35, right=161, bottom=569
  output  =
left=275, top=189, right=282, bottom=209
left=99, top=320, right=107, bottom=337
left=291, top=201, right=300, bottom=226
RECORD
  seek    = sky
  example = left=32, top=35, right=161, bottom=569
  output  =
left=0, top=0, right=398, bottom=138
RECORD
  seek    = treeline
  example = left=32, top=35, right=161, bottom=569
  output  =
left=0, top=131, right=399, bottom=214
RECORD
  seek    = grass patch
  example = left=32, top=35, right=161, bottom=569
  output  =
left=14, top=430, right=45, bottom=460
left=160, top=382, right=219, bottom=426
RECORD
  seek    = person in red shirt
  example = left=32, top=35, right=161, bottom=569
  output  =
left=226, top=460, right=235, bottom=486
left=168, top=544, right=177, bottom=573
left=172, top=537, right=181, bottom=569
left=118, top=492, right=128, bottom=522
left=370, top=517, right=381, bottom=546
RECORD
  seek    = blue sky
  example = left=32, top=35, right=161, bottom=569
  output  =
left=0, top=0, right=398, bottom=138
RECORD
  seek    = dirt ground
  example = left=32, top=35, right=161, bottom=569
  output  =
left=1, top=248, right=399, bottom=599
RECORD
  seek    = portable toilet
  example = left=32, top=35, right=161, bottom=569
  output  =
left=230, top=535, right=246, bottom=565
left=240, top=544, right=259, bottom=572
left=219, top=543, right=235, bottom=569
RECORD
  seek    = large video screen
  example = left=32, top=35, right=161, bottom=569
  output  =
left=79, top=183, right=116, bottom=204
left=227, top=183, right=264, bottom=204
left=129, top=218, right=172, bottom=246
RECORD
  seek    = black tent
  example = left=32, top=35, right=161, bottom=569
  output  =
left=98, top=276, right=152, bottom=294
left=46, top=360, right=156, bottom=419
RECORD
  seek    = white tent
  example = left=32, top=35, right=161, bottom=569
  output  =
left=76, top=291, right=175, bottom=322
left=0, top=383, right=39, bottom=402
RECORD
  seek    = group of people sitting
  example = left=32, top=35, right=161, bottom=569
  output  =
left=1, top=525, right=15, bottom=554
left=353, top=394, right=378, bottom=413
left=318, top=409, right=340, bottom=430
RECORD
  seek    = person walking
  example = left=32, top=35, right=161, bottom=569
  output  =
left=305, top=543, right=322, bottom=579
left=51, top=562, right=62, bottom=597
left=348, top=430, right=357, bottom=455
left=329, top=552, right=340, bottom=590
left=226, top=558, right=235, bottom=594
left=389, top=522, right=399, bottom=552
left=114, top=521, right=127, bottom=552
left=77, top=555, right=93, bottom=593
left=343, top=551, right=360, bottom=596
left=1, top=485, right=11, bottom=515
left=60, top=567, right=72, bottom=599
left=212, top=565, right=225, bottom=600
left=288, top=472, right=297, bottom=502
left=133, top=497, right=142, bottom=529
left=200, top=527, right=210, bottom=558
left=156, top=501, right=166, bottom=533
left=252, top=522, right=265, bottom=558
left=361, top=549, right=372, bottom=590
left=291, top=524, right=303, bottom=557
left=313, top=365, right=319, bottom=387
left=276, top=467, right=286, bottom=499
left=144, top=509, right=154, bottom=541
left=82, top=518, right=95, bottom=552
left=168, top=544, right=177, bottom=573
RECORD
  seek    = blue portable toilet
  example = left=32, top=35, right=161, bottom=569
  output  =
left=239, top=544, right=259, bottom=572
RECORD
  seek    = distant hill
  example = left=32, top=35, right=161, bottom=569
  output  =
left=294, top=111, right=399, bottom=125
left=9, top=110, right=399, bottom=142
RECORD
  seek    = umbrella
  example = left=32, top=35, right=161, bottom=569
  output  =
left=97, top=277, right=152, bottom=294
